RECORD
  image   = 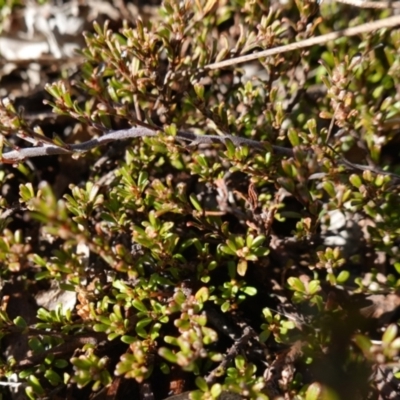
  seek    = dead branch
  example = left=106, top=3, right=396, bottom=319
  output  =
left=204, top=15, right=400, bottom=70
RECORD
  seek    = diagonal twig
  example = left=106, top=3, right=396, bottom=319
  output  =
left=204, top=15, right=400, bottom=70
left=334, top=0, right=400, bottom=9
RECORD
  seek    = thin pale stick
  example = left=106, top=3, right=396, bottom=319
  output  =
left=204, top=15, right=400, bottom=70
left=334, top=0, right=400, bottom=9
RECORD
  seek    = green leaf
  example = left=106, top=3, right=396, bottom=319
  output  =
left=195, top=287, right=209, bottom=303
left=121, top=335, right=136, bottom=344
left=54, top=359, right=69, bottom=368
left=354, top=333, right=372, bottom=353
left=225, top=138, right=236, bottom=157
left=194, top=83, right=205, bottom=100
left=242, top=286, right=257, bottom=296
left=249, top=234, right=265, bottom=248
left=234, top=355, right=245, bottom=369
left=308, top=280, right=320, bottom=295
left=383, top=324, right=398, bottom=345
left=27, top=375, right=45, bottom=395
left=44, top=369, right=62, bottom=385
left=221, top=301, right=230, bottom=313
left=13, top=315, right=28, bottom=329
left=237, top=259, right=248, bottom=276
left=136, top=317, right=152, bottom=331
left=93, top=324, right=109, bottom=333
left=132, top=299, right=148, bottom=313
left=190, top=193, right=203, bottom=212
left=210, top=384, right=222, bottom=398
left=287, top=277, right=305, bottom=292
left=306, top=382, right=322, bottom=400
left=29, top=337, right=44, bottom=352
left=349, top=174, right=363, bottom=188
left=195, top=376, right=208, bottom=392
left=158, top=347, right=178, bottom=363
left=336, top=270, right=350, bottom=284
left=288, top=128, right=300, bottom=146
left=322, top=181, right=336, bottom=198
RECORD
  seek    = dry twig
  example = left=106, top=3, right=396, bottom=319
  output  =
left=334, top=0, right=400, bottom=9
left=204, top=15, right=400, bottom=70
left=2, top=125, right=400, bottom=182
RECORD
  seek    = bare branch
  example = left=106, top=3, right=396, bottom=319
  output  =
left=334, top=0, right=400, bottom=9
left=2, top=126, right=400, bottom=182
left=0, top=126, right=292, bottom=164
left=204, top=15, right=400, bottom=71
